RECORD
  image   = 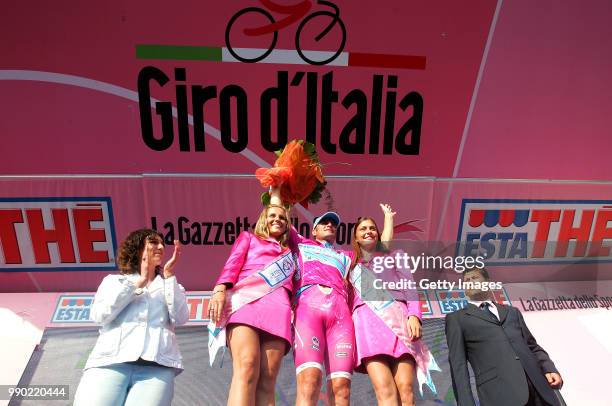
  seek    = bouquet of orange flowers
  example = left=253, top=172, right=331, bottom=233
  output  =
left=255, top=140, right=326, bottom=206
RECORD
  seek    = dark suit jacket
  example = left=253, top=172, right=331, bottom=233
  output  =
left=445, top=303, right=560, bottom=406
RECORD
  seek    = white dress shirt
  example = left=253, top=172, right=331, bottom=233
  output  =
left=85, top=273, right=189, bottom=372
left=468, top=299, right=500, bottom=321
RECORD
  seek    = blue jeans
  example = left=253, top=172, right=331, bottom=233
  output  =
left=73, top=363, right=175, bottom=406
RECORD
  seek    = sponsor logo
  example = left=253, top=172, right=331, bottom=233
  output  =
left=135, top=2, right=426, bottom=156
left=51, top=293, right=213, bottom=324
left=436, top=288, right=510, bottom=314
left=457, top=199, right=612, bottom=265
left=152, top=216, right=356, bottom=245
left=137, top=69, right=423, bottom=156
left=311, top=336, right=320, bottom=351
left=334, top=342, right=351, bottom=358
left=52, top=295, right=94, bottom=323
left=0, top=198, right=117, bottom=271
left=136, top=1, right=426, bottom=70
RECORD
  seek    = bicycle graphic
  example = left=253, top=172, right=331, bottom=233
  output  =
left=225, top=0, right=346, bottom=65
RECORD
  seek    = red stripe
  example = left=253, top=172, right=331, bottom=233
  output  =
left=499, top=210, right=514, bottom=227
left=468, top=210, right=485, bottom=227
left=349, top=52, right=426, bottom=70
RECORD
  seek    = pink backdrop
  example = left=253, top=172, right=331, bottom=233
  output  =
left=2, top=3, right=612, bottom=404
left=3, top=1, right=612, bottom=179
left=1, top=0, right=491, bottom=176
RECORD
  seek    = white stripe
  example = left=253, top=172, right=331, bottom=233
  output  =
left=0, top=69, right=315, bottom=221
left=222, top=47, right=348, bottom=66
left=434, top=0, right=504, bottom=243
left=328, top=371, right=352, bottom=380
left=296, top=361, right=324, bottom=375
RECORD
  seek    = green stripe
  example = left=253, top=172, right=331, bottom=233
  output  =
left=136, top=45, right=222, bottom=61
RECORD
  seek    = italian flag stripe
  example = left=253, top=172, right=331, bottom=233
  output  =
left=136, top=44, right=426, bottom=70
left=136, top=45, right=222, bottom=61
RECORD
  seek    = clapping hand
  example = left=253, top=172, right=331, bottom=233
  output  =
left=137, top=242, right=155, bottom=288
left=163, top=240, right=181, bottom=279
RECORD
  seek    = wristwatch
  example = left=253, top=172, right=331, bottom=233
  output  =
left=135, top=287, right=144, bottom=295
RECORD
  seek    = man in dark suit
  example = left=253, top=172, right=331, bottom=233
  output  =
left=445, top=267, right=563, bottom=406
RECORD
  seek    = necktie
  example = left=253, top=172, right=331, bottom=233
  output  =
left=480, top=302, right=498, bottom=321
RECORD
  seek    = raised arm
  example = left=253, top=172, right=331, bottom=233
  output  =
left=380, top=203, right=396, bottom=242
left=270, top=186, right=283, bottom=206
left=270, top=185, right=307, bottom=246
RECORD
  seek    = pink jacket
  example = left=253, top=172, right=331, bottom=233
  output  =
left=215, top=231, right=293, bottom=291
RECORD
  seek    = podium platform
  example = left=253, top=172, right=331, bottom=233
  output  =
left=11, top=320, right=452, bottom=405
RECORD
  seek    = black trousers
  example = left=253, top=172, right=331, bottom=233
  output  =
left=525, top=374, right=551, bottom=406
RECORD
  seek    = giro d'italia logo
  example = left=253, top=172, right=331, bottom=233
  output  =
left=136, top=0, right=426, bottom=70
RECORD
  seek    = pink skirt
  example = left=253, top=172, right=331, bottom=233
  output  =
left=226, top=287, right=292, bottom=352
left=352, top=302, right=415, bottom=373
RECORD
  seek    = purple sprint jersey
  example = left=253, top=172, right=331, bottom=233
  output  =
left=290, top=227, right=354, bottom=300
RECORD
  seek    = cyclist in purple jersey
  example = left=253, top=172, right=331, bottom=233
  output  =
left=269, top=186, right=354, bottom=406
left=291, top=212, right=355, bottom=406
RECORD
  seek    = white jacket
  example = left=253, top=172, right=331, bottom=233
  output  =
left=85, top=273, right=189, bottom=372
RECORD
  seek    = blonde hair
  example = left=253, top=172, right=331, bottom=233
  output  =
left=253, top=204, right=290, bottom=247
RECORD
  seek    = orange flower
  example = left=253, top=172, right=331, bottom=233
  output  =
left=256, top=140, right=325, bottom=205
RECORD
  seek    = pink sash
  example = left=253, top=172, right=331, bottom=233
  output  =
left=350, top=263, right=440, bottom=395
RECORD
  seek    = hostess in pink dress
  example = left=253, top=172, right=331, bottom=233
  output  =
left=351, top=252, right=422, bottom=372
left=215, top=231, right=294, bottom=350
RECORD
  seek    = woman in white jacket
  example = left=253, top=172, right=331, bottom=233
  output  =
left=74, top=229, right=189, bottom=406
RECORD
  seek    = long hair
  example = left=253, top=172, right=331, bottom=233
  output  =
left=253, top=204, right=290, bottom=247
left=350, top=216, right=382, bottom=271
left=117, top=228, right=164, bottom=275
